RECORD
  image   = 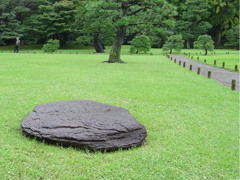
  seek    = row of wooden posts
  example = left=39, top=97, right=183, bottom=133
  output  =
left=4, top=51, right=83, bottom=54
left=185, top=52, right=231, bottom=55
left=183, top=52, right=238, bottom=72
left=166, top=55, right=237, bottom=91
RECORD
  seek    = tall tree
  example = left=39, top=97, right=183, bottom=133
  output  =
left=98, top=0, right=176, bottom=63
left=175, top=0, right=212, bottom=49
left=0, top=0, right=22, bottom=45
left=75, top=1, right=115, bottom=53
left=24, top=0, right=79, bottom=45
left=208, top=0, right=239, bottom=48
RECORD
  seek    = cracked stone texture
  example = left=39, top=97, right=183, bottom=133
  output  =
left=21, top=100, right=147, bottom=150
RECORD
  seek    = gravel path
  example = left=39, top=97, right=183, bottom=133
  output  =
left=169, top=55, right=239, bottom=91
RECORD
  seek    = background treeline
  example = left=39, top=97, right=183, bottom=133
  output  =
left=0, top=0, right=239, bottom=49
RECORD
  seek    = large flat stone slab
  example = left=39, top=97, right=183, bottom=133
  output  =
left=21, top=100, right=147, bottom=151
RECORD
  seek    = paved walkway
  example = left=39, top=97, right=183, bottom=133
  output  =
left=169, top=55, right=239, bottom=91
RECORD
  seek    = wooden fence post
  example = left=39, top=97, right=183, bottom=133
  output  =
left=174, top=59, right=176, bottom=63
left=179, top=60, right=181, bottom=65
left=214, top=60, right=216, bottom=65
left=197, top=68, right=200, bottom=75
left=232, top=80, right=236, bottom=90
left=204, top=59, right=206, bottom=63
left=190, top=65, right=192, bottom=71
left=197, top=57, right=199, bottom=60
left=222, top=62, right=225, bottom=69
left=208, top=71, right=211, bottom=79
left=183, top=62, right=186, bottom=67
left=235, top=65, right=238, bottom=72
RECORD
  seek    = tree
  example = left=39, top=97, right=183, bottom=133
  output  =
left=0, top=0, right=22, bottom=45
left=208, top=0, right=239, bottom=48
left=130, top=35, right=151, bottom=54
left=175, top=0, right=212, bottom=49
left=162, top=34, right=184, bottom=54
left=24, top=0, right=79, bottom=46
left=75, top=1, right=115, bottom=53
left=98, top=0, right=176, bottom=63
left=137, top=3, right=177, bottom=48
left=224, top=26, right=240, bottom=49
left=194, top=34, right=214, bottom=55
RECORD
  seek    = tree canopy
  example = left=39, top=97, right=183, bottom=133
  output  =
left=0, top=0, right=238, bottom=56
left=194, top=34, right=214, bottom=55
left=163, top=34, right=184, bottom=54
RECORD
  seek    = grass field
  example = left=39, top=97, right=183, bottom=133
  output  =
left=182, top=50, right=239, bottom=71
left=0, top=45, right=239, bottom=71
left=0, top=52, right=239, bottom=179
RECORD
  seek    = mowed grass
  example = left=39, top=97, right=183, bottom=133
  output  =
left=1, top=45, right=239, bottom=71
left=182, top=50, right=239, bottom=71
left=0, top=53, right=239, bottom=179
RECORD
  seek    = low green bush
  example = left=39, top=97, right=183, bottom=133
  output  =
left=130, top=35, right=151, bottom=54
left=42, top=39, right=60, bottom=52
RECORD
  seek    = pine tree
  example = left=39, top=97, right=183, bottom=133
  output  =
left=176, top=0, right=212, bottom=49
left=162, top=34, right=184, bottom=54
left=0, top=0, right=22, bottom=45
left=194, top=34, right=214, bottom=55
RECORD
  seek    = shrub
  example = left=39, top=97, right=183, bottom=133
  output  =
left=130, top=35, right=151, bottom=54
left=42, top=39, right=60, bottom=52
left=162, top=35, right=184, bottom=54
left=194, top=35, right=214, bottom=55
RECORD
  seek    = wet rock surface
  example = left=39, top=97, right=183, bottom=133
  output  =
left=21, top=100, right=147, bottom=150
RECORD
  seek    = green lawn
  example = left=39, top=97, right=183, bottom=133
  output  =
left=0, top=52, right=239, bottom=179
left=0, top=45, right=239, bottom=71
left=182, top=50, right=239, bottom=71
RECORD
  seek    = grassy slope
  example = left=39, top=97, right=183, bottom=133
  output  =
left=0, top=53, right=239, bottom=179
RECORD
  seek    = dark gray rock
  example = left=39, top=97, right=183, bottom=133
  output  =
left=21, top=100, right=147, bottom=151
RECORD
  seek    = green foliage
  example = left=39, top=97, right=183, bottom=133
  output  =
left=0, top=0, right=22, bottom=44
left=224, top=26, right=240, bottom=48
left=42, top=39, right=60, bottom=52
left=24, top=0, right=79, bottom=45
left=175, top=0, right=212, bottom=48
left=129, top=35, right=151, bottom=54
left=194, top=34, right=214, bottom=55
left=75, top=1, right=115, bottom=48
left=208, top=0, right=239, bottom=33
left=162, top=34, right=184, bottom=54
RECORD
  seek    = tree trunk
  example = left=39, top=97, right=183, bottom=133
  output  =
left=186, top=39, right=191, bottom=49
left=215, top=29, right=223, bottom=48
left=61, top=33, right=68, bottom=46
left=205, top=48, right=207, bottom=55
left=102, top=44, right=105, bottom=49
left=94, top=32, right=105, bottom=53
left=108, top=26, right=126, bottom=63
left=107, top=2, right=128, bottom=63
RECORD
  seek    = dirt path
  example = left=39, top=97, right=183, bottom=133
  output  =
left=169, top=55, right=239, bottom=91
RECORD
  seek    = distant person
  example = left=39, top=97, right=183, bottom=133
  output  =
left=14, top=37, right=20, bottom=53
